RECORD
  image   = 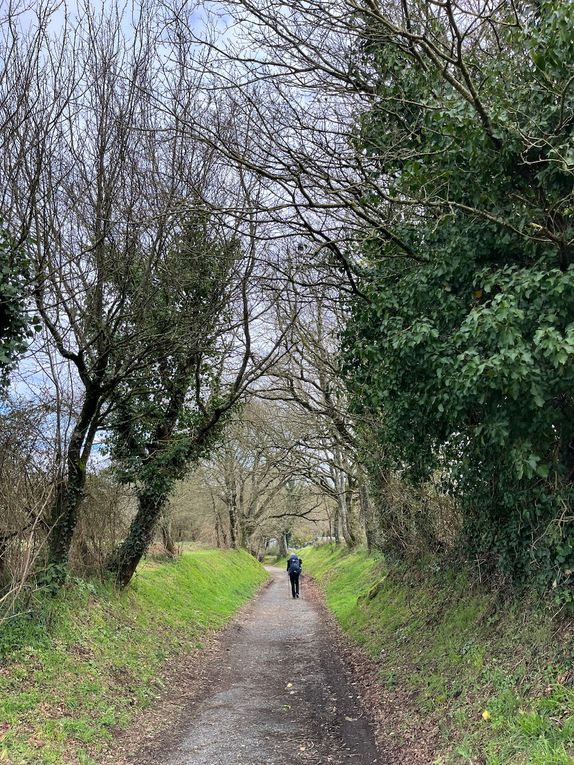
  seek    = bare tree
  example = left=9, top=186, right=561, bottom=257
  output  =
left=136, top=0, right=574, bottom=292
left=164, top=396, right=332, bottom=555
left=192, top=400, right=325, bottom=557
left=257, top=265, right=377, bottom=547
left=0, top=2, right=291, bottom=583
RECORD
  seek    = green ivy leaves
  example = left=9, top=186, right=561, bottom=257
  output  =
left=0, top=225, right=36, bottom=391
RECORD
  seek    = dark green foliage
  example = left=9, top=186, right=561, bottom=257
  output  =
left=106, top=215, right=240, bottom=585
left=108, top=213, right=237, bottom=489
left=0, top=227, right=36, bottom=389
left=344, top=2, right=574, bottom=593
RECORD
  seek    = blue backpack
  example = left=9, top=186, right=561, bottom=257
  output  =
left=288, top=556, right=302, bottom=575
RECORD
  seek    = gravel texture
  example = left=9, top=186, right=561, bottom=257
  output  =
left=116, top=566, right=382, bottom=765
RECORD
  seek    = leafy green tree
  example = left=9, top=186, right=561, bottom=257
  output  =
left=105, top=216, right=282, bottom=587
left=344, top=1, right=574, bottom=591
left=0, top=228, right=34, bottom=389
left=0, top=3, right=259, bottom=586
left=104, top=215, right=238, bottom=585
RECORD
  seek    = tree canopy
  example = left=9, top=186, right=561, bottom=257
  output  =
left=344, top=0, right=574, bottom=589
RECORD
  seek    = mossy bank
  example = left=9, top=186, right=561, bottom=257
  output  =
left=301, top=545, right=574, bottom=765
left=0, top=549, right=267, bottom=765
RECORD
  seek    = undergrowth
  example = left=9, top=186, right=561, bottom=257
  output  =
left=0, top=549, right=267, bottom=765
left=301, top=544, right=574, bottom=765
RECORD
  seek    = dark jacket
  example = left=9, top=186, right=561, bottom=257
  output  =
left=287, top=556, right=302, bottom=575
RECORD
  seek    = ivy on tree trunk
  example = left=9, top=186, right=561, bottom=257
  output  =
left=46, top=388, right=102, bottom=580
left=107, top=485, right=167, bottom=588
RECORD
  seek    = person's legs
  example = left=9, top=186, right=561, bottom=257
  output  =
left=295, top=574, right=300, bottom=596
left=289, top=573, right=297, bottom=597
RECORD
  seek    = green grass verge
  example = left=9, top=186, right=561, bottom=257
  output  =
left=0, top=549, right=267, bottom=765
left=300, top=544, right=574, bottom=765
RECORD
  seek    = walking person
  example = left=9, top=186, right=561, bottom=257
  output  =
left=287, top=553, right=302, bottom=599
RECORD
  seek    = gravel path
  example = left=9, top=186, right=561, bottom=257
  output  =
left=145, top=566, right=381, bottom=765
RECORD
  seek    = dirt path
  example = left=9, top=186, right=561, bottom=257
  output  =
left=119, top=566, right=382, bottom=765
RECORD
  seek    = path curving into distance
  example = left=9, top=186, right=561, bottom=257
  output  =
left=130, top=565, right=381, bottom=765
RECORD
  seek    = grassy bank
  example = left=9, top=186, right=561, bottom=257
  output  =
left=0, top=549, right=267, bottom=765
left=301, top=545, right=574, bottom=765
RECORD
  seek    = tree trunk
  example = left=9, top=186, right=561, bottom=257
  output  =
left=46, top=389, right=101, bottom=580
left=211, top=492, right=228, bottom=548
left=359, top=478, right=378, bottom=553
left=224, top=472, right=240, bottom=549
left=333, top=505, right=341, bottom=545
left=344, top=483, right=362, bottom=548
left=339, top=495, right=355, bottom=547
left=0, top=536, right=8, bottom=586
left=218, top=508, right=229, bottom=547
left=336, top=471, right=356, bottom=548
left=240, top=516, right=257, bottom=554
left=215, top=513, right=222, bottom=548
left=47, top=468, right=85, bottom=570
left=228, top=500, right=239, bottom=549
left=160, top=513, right=177, bottom=557
left=252, top=540, right=263, bottom=561
left=107, top=488, right=166, bottom=587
